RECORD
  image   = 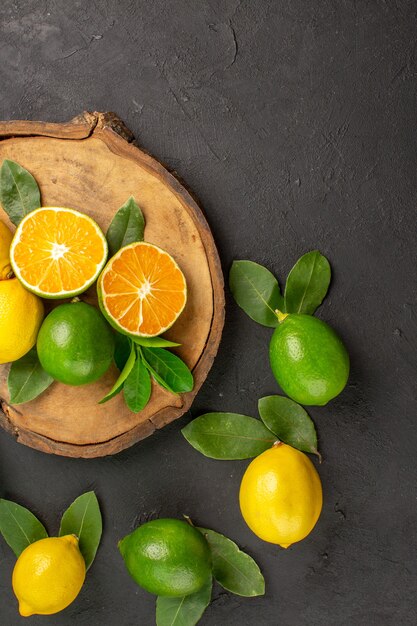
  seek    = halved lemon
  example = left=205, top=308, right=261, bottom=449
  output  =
left=10, top=207, right=108, bottom=298
left=98, top=241, right=187, bottom=337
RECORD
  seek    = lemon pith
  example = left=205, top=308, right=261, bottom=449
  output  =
left=239, top=443, right=322, bottom=548
left=12, top=535, right=86, bottom=617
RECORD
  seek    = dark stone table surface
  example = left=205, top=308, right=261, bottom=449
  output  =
left=0, top=1, right=416, bottom=624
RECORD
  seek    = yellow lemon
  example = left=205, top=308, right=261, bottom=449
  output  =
left=12, top=535, right=86, bottom=617
left=239, top=442, right=322, bottom=548
left=0, top=278, right=44, bottom=364
left=0, top=219, right=13, bottom=280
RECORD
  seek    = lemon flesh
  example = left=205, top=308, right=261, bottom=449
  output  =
left=239, top=443, right=322, bottom=548
left=12, top=535, right=86, bottom=616
left=0, top=278, right=44, bottom=364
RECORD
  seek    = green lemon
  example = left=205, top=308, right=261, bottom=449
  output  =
left=269, top=313, right=349, bottom=406
left=118, top=518, right=212, bottom=597
left=37, top=302, right=115, bottom=386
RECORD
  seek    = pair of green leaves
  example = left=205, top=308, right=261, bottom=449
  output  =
left=229, top=250, right=331, bottom=327
left=182, top=394, right=320, bottom=460
left=0, top=492, right=102, bottom=570
left=154, top=524, right=264, bottom=626
left=101, top=333, right=194, bottom=411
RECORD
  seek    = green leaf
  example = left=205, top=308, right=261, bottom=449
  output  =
left=229, top=260, right=283, bottom=327
left=124, top=354, right=151, bottom=412
left=0, top=159, right=41, bottom=225
left=182, top=413, right=276, bottom=460
left=156, top=577, right=212, bottom=626
left=100, top=342, right=136, bottom=404
left=106, top=196, right=145, bottom=256
left=258, top=395, right=320, bottom=458
left=142, top=359, right=175, bottom=393
left=141, top=347, right=193, bottom=394
left=0, top=499, right=48, bottom=557
left=59, top=491, right=102, bottom=570
left=114, top=332, right=132, bottom=371
left=8, top=348, right=54, bottom=405
left=284, top=250, right=331, bottom=315
left=132, top=336, right=181, bottom=348
left=198, top=528, right=265, bottom=597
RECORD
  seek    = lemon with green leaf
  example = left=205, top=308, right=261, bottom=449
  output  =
left=269, top=312, right=349, bottom=405
left=12, top=535, right=85, bottom=616
left=119, top=518, right=212, bottom=597
left=239, top=442, right=322, bottom=548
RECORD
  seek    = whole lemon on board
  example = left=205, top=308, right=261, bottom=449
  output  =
left=269, top=312, right=349, bottom=406
left=0, top=219, right=13, bottom=279
left=0, top=277, right=44, bottom=364
left=12, top=535, right=86, bottom=617
left=239, top=443, right=322, bottom=548
left=37, top=301, right=114, bottom=386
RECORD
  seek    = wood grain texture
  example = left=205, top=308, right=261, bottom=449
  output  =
left=0, top=112, right=225, bottom=458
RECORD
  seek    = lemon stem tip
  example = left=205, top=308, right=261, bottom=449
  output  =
left=275, top=310, right=288, bottom=323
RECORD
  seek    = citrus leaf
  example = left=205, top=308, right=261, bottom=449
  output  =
left=141, top=347, right=193, bottom=394
left=124, top=354, right=151, bottom=412
left=258, top=395, right=320, bottom=458
left=100, top=342, right=136, bottom=404
left=182, top=413, right=276, bottom=460
left=59, top=491, right=102, bottom=570
left=106, top=196, right=145, bottom=256
left=8, top=348, right=54, bottom=405
left=0, top=499, right=48, bottom=557
left=198, top=528, right=265, bottom=597
left=0, top=159, right=41, bottom=225
left=142, top=358, right=176, bottom=393
left=156, top=577, right=212, bottom=626
left=132, top=336, right=181, bottom=348
left=114, top=332, right=132, bottom=371
left=229, top=260, right=283, bottom=327
left=284, top=250, right=331, bottom=314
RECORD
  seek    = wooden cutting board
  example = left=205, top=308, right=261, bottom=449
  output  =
left=0, top=112, right=224, bottom=458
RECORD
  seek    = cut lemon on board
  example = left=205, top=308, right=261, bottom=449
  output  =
left=10, top=207, right=107, bottom=298
left=98, top=241, right=187, bottom=337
